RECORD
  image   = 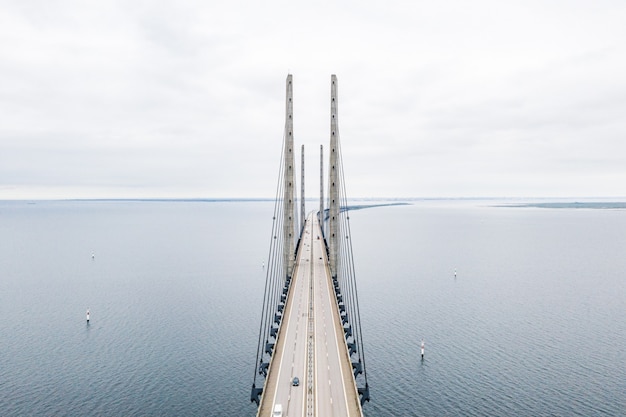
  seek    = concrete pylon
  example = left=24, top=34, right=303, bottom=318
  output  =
left=328, top=74, right=339, bottom=278
left=301, top=144, right=305, bottom=234
left=284, top=74, right=296, bottom=279
left=319, top=144, right=324, bottom=225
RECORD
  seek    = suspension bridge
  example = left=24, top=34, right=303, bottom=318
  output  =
left=251, top=75, right=370, bottom=416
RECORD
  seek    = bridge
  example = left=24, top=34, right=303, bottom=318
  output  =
left=251, top=75, right=370, bottom=416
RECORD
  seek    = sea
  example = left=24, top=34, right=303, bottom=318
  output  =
left=0, top=199, right=624, bottom=416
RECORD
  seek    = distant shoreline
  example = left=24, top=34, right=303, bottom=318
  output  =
left=496, top=202, right=626, bottom=209
left=2, top=198, right=625, bottom=209
left=342, top=202, right=411, bottom=211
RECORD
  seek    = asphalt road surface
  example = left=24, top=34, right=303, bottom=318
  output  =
left=260, top=213, right=360, bottom=417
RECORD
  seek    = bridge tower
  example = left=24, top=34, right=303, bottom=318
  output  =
left=319, top=144, right=324, bottom=226
left=300, top=144, right=305, bottom=235
left=284, top=75, right=296, bottom=279
left=325, top=75, right=370, bottom=405
left=328, top=74, right=339, bottom=279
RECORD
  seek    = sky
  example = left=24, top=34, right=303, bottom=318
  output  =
left=1, top=0, right=625, bottom=199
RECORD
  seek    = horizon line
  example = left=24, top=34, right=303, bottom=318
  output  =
left=1, top=196, right=626, bottom=202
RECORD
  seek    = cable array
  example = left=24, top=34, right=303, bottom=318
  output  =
left=251, top=134, right=291, bottom=404
left=252, top=74, right=369, bottom=409
left=326, top=131, right=370, bottom=405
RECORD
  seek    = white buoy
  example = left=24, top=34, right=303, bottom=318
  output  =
left=262, top=261, right=265, bottom=269
left=92, top=253, right=95, bottom=259
left=421, top=339, right=425, bottom=358
left=86, top=309, right=90, bottom=322
left=454, top=268, right=457, bottom=277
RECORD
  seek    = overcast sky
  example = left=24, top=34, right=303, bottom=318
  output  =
left=1, top=0, right=625, bottom=199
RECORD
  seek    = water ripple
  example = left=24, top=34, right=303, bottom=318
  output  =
left=1, top=201, right=625, bottom=416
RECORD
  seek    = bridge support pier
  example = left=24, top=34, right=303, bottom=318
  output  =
left=251, top=384, right=263, bottom=404
left=319, top=145, right=324, bottom=226
left=358, top=384, right=370, bottom=406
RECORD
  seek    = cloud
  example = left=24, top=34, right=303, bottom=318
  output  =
left=1, top=0, right=626, bottom=199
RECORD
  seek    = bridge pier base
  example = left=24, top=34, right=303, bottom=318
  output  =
left=352, top=360, right=362, bottom=377
left=258, top=361, right=269, bottom=376
left=251, top=384, right=263, bottom=404
left=358, top=383, right=370, bottom=405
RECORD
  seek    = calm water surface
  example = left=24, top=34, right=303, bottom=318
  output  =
left=0, top=200, right=624, bottom=416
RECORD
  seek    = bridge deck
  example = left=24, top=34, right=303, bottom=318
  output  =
left=257, top=213, right=362, bottom=417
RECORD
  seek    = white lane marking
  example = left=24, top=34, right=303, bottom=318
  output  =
left=270, top=218, right=310, bottom=414
left=309, top=216, right=320, bottom=417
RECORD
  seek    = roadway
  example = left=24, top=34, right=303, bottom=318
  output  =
left=258, top=213, right=361, bottom=416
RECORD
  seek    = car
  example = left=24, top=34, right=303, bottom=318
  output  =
left=292, top=376, right=300, bottom=386
left=272, top=404, right=283, bottom=417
